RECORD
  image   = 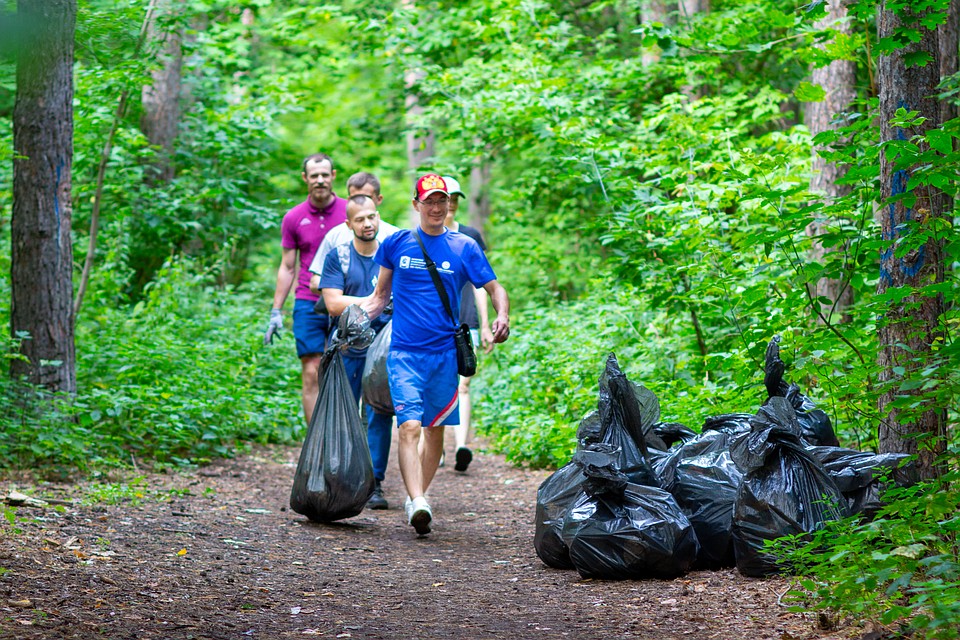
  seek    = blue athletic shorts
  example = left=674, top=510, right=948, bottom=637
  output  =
left=292, top=298, right=330, bottom=358
left=387, top=349, right=459, bottom=427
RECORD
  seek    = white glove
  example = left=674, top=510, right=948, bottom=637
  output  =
left=263, top=308, right=283, bottom=345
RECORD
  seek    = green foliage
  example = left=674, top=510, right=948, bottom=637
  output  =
left=774, top=456, right=960, bottom=639
left=0, top=255, right=302, bottom=474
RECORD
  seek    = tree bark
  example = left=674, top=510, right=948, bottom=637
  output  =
left=876, top=2, right=951, bottom=478
left=11, top=0, right=77, bottom=393
left=640, top=1, right=673, bottom=67
left=402, top=0, right=434, bottom=225
left=939, top=0, right=959, bottom=124
left=140, top=0, right=182, bottom=185
left=805, top=0, right=857, bottom=324
left=679, top=0, right=709, bottom=18
left=468, top=154, right=492, bottom=232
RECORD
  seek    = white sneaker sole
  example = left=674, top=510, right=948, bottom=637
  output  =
left=410, top=508, right=432, bottom=535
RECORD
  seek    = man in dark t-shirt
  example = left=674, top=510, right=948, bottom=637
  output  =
left=318, top=194, right=395, bottom=511
left=442, top=176, right=495, bottom=474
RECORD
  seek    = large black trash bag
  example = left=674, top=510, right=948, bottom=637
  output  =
left=333, top=304, right=377, bottom=350
left=650, top=415, right=749, bottom=566
left=652, top=422, right=698, bottom=449
left=673, top=449, right=743, bottom=568
left=653, top=416, right=751, bottom=493
left=361, top=319, right=394, bottom=416
left=578, top=355, right=661, bottom=487
left=534, top=460, right=586, bottom=569
left=290, top=349, right=376, bottom=522
left=731, top=398, right=849, bottom=577
left=807, top=446, right=916, bottom=518
left=762, top=335, right=839, bottom=447
left=561, top=479, right=700, bottom=580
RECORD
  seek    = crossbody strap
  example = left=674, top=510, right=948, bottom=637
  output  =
left=412, top=229, right=457, bottom=326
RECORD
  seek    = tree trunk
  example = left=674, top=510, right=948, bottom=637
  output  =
left=11, top=0, right=77, bottom=393
left=402, top=0, right=435, bottom=225
left=468, top=154, right=492, bottom=232
left=140, top=0, right=182, bottom=185
left=640, top=1, right=673, bottom=67
left=940, top=0, right=959, bottom=124
left=805, top=0, right=857, bottom=324
left=130, top=0, right=183, bottom=297
left=679, top=0, right=709, bottom=18
left=876, top=2, right=951, bottom=478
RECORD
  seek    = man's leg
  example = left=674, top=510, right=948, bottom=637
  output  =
left=292, top=300, right=329, bottom=425
left=367, top=409, right=393, bottom=482
left=365, top=408, right=393, bottom=510
left=398, top=419, right=426, bottom=500
left=453, top=374, right=474, bottom=471
left=419, top=425, right=445, bottom=493
left=301, top=354, right=321, bottom=425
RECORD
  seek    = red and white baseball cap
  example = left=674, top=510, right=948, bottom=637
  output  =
left=414, top=173, right=449, bottom=200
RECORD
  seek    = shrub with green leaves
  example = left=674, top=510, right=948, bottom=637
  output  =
left=0, top=255, right=303, bottom=474
left=774, top=456, right=960, bottom=639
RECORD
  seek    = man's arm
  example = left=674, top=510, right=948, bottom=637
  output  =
left=359, top=266, right=393, bottom=320
left=264, top=247, right=298, bottom=345
left=323, top=288, right=369, bottom=317
left=473, top=286, right=495, bottom=353
left=273, top=247, right=298, bottom=309
left=482, top=280, right=510, bottom=344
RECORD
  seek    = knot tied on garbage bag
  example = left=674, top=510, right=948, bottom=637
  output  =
left=330, top=304, right=376, bottom=352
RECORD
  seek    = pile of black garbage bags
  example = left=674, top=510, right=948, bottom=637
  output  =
left=535, top=337, right=916, bottom=579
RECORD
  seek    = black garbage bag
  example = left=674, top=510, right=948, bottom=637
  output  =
left=577, top=355, right=661, bottom=488
left=361, top=319, right=393, bottom=416
left=652, top=422, right=698, bottom=449
left=562, top=481, right=700, bottom=580
left=731, top=398, right=849, bottom=577
left=559, top=444, right=699, bottom=580
left=673, top=449, right=743, bottom=568
left=534, top=460, right=586, bottom=570
left=762, top=335, right=839, bottom=447
left=654, top=417, right=751, bottom=493
left=703, top=413, right=755, bottom=433
left=648, top=414, right=749, bottom=566
left=290, top=349, right=376, bottom=522
left=807, top=446, right=916, bottom=518
left=332, top=304, right=376, bottom=351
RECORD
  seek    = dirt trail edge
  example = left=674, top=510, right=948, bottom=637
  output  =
left=1, top=434, right=850, bottom=640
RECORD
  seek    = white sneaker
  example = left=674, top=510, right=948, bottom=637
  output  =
left=404, top=496, right=413, bottom=522
left=409, top=496, right=432, bottom=535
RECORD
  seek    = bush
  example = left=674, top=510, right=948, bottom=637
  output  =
left=0, top=256, right=303, bottom=474
left=774, top=453, right=960, bottom=639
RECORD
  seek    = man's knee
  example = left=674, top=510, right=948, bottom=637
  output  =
left=301, top=356, right=321, bottom=389
left=398, top=420, right=421, bottom=443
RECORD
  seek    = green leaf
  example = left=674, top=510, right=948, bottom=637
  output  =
left=795, top=82, right=826, bottom=102
left=904, top=50, right=934, bottom=69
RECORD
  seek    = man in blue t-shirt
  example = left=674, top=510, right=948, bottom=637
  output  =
left=318, top=194, right=396, bottom=511
left=360, top=174, right=511, bottom=536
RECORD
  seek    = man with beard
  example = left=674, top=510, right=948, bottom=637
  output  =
left=318, top=194, right=396, bottom=510
left=264, top=153, right=346, bottom=426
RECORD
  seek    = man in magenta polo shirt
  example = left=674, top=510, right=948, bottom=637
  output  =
left=263, top=153, right=348, bottom=425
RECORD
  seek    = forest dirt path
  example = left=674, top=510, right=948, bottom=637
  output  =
left=1, top=430, right=852, bottom=640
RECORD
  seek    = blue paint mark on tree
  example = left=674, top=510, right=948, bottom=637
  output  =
left=55, top=160, right=64, bottom=266
left=879, top=102, right=925, bottom=286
